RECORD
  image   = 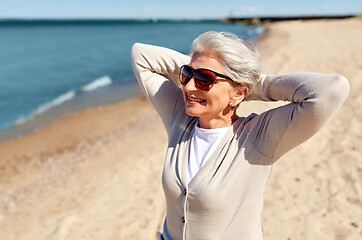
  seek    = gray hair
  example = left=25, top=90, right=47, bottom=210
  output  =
left=191, top=31, right=261, bottom=96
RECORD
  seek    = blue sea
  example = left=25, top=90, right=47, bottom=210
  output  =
left=0, top=19, right=263, bottom=142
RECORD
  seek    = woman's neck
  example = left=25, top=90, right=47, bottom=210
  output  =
left=198, top=114, right=239, bottom=129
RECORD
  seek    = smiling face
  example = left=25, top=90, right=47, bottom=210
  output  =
left=182, top=51, right=241, bottom=129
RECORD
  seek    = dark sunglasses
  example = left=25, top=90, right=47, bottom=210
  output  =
left=179, top=65, right=233, bottom=91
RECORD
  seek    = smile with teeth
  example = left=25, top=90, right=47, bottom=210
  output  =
left=188, top=96, right=205, bottom=103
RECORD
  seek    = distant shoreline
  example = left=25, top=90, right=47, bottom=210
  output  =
left=223, top=14, right=356, bottom=25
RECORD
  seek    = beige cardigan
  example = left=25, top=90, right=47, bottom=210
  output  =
left=131, top=43, right=349, bottom=240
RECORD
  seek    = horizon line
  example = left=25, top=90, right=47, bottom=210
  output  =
left=0, top=13, right=358, bottom=21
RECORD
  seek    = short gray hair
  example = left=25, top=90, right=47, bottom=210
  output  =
left=191, top=31, right=261, bottom=96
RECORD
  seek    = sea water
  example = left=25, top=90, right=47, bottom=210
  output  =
left=0, top=20, right=263, bottom=141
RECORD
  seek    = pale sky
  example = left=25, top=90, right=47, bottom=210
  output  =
left=0, top=0, right=361, bottom=19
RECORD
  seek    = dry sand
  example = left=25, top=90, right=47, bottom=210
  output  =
left=0, top=19, right=361, bottom=240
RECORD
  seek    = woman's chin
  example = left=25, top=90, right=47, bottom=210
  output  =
left=184, top=107, right=202, bottom=117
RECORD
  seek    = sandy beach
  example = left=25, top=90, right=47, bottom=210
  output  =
left=0, top=19, right=361, bottom=240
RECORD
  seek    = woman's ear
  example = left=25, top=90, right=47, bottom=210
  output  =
left=230, top=86, right=247, bottom=107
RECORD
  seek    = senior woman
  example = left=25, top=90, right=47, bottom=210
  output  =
left=131, top=32, right=349, bottom=240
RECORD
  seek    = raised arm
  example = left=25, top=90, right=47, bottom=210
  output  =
left=245, top=72, right=350, bottom=161
left=131, top=43, right=191, bottom=127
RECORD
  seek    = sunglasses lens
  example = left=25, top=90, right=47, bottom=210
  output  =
left=180, top=66, right=217, bottom=91
left=195, top=69, right=216, bottom=91
left=181, top=65, right=193, bottom=85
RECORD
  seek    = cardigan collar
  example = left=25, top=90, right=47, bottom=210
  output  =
left=176, top=116, right=244, bottom=190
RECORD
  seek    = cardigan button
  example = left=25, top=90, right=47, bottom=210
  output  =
left=181, top=217, right=185, bottom=223
left=184, top=189, right=187, bottom=195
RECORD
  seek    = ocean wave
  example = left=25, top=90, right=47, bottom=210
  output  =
left=81, top=76, right=112, bottom=92
left=9, top=76, right=114, bottom=129
left=34, top=90, right=76, bottom=116
left=14, top=115, right=28, bottom=126
left=34, top=75, right=112, bottom=116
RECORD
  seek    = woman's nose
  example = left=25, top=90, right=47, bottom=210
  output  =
left=183, top=77, right=198, bottom=91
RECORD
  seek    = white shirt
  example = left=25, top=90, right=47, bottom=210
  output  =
left=188, top=123, right=230, bottom=184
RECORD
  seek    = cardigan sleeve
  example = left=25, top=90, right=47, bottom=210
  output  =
left=131, top=43, right=191, bottom=130
left=244, top=72, right=350, bottom=161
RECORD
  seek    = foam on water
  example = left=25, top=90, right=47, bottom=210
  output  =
left=81, top=76, right=112, bottom=92
left=13, top=90, right=77, bottom=127
left=33, top=90, right=77, bottom=116
left=12, top=76, right=114, bottom=128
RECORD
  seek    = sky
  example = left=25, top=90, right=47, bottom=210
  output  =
left=0, top=0, right=361, bottom=19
